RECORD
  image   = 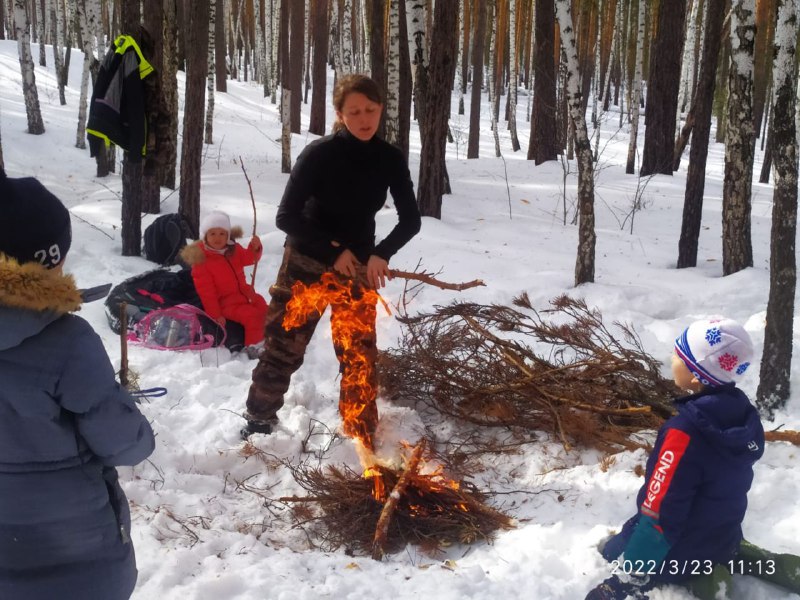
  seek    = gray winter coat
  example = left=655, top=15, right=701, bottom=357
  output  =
left=0, top=256, right=155, bottom=600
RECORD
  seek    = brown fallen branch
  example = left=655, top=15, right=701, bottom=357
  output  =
left=372, top=442, right=425, bottom=560
left=239, top=156, right=260, bottom=287
left=389, top=269, right=485, bottom=291
left=119, top=302, right=129, bottom=388
left=765, top=429, right=800, bottom=446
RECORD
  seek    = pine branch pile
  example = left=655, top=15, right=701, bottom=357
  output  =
left=379, top=294, right=677, bottom=451
left=284, top=460, right=514, bottom=557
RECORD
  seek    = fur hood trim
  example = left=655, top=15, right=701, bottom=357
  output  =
left=180, top=226, right=244, bottom=266
left=0, top=254, right=82, bottom=314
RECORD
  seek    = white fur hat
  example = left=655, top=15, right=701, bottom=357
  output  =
left=675, top=317, right=754, bottom=387
left=200, top=211, right=231, bottom=239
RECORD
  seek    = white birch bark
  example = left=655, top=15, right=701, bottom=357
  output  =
left=555, top=0, right=596, bottom=284
left=256, top=0, right=265, bottom=88
left=330, top=0, right=342, bottom=77
left=626, top=0, right=645, bottom=174
left=14, top=0, right=45, bottom=134
left=340, top=0, right=354, bottom=75
left=361, top=0, right=370, bottom=73
left=508, top=0, right=520, bottom=151
left=271, top=0, right=280, bottom=103
left=591, top=0, right=603, bottom=129
left=527, top=0, right=535, bottom=123
left=75, top=0, right=98, bottom=148
left=722, top=0, right=756, bottom=275
left=406, top=0, right=426, bottom=78
left=52, top=0, right=66, bottom=104
left=206, top=0, right=216, bottom=144
left=456, top=0, right=465, bottom=114
left=601, top=0, right=621, bottom=108
left=36, top=0, right=46, bottom=66
left=385, top=0, right=401, bottom=145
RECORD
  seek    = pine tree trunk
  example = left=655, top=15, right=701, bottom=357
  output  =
left=467, top=0, right=486, bottom=158
left=714, top=33, right=729, bottom=143
left=368, top=0, right=386, bottom=137
left=289, top=0, right=304, bottom=134
left=309, top=0, right=330, bottom=135
left=216, top=0, right=227, bottom=92
left=120, top=2, right=143, bottom=256
left=162, top=0, right=179, bottom=189
left=528, top=0, right=557, bottom=164
left=677, top=0, right=724, bottom=268
left=398, top=0, right=413, bottom=160
left=15, top=0, right=45, bottom=134
left=625, top=0, right=645, bottom=174
left=756, top=0, right=797, bottom=417
left=179, top=0, right=210, bottom=237
left=205, top=0, right=216, bottom=144
left=640, top=0, right=687, bottom=175
left=417, top=0, right=458, bottom=219
left=722, top=0, right=756, bottom=275
left=555, top=0, right=596, bottom=285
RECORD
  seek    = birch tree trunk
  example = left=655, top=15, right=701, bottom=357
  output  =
left=417, top=0, right=458, bottom=219
left=398, top=0, right=413, bottom=159
left=406, top=0, right=426, bottom=98
left=677, top=0, right=724, bottom=267
left=51, top=0, right=66, bottom=105
left=722, top=0, right=756, bottom=275
left=368, top=0, right=386, bottom=137
left=179, top=0, right=210, bottom=237
left=528, top=0, right=557, bottom=164
left=75, top=0, right=97, bottom=149
left=678, top=0, right=699, bottom=117
left=385, top=0, right=402, bottom=147
left=340, top=0, right=354, bottom=75
left=36, top=0, right=45, bottom=66
left=507, top=0, right=520, bottom=151
left=14, top=0, right=45, bottom=134
left=625, top=0, right=645, bottom=174
left=456, top=0, right=468, bottom=116
left=289, top=0, right=304, bottom=134
left=487, top=0, right=500, bottom=157
left=271, top=0, right=281, bottom=103
left=467, top=0, right=487, bottom=158
left=279, top=0, right=291, bottom=172
left=555, top=0, right=596, bottom=285
left=205, top=0, right=216, bottom=144
left=756, top=0, right=797, bottom=417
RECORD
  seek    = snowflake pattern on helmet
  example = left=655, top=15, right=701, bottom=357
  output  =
left=718, top=353, right=739, bottom=372
left=736, top=362, right=750, bottom=375
left=705, top=327, right=722, bottom=346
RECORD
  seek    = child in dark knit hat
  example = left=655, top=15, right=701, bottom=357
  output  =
left=0, top=169, right=155, bottom=600
left=585, top=317, right=800, bottom=599
left=180, top=210, right=268, bottom=357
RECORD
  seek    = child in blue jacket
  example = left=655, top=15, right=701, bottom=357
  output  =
left=0, top=169, right=155, bottom=600
left=586, top=317, right=799, bottom=599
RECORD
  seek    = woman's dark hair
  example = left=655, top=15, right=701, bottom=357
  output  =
left=332, top=74, right=383, bottom=133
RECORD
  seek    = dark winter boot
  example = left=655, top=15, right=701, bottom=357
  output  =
left=240, top=418, right=276, bottom=440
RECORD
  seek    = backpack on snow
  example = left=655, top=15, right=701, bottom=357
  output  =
left=131, top=304, right=219, bottom=351
left=104, top=268, right=245, bottom=351
left=143, top=213, right=194, bottom=266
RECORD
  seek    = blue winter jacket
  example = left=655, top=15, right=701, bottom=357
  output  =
left=604, top=384, right=765, bottom=581
left=0, top=256, right=155, bottom=600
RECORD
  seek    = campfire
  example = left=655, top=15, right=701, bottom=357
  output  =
left=282, top=272, right=513, bottom=558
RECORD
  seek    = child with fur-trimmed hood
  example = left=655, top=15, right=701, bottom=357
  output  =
left=0, top=169, right=155, bottom=600
left=180, top=211, right=268, bottom=350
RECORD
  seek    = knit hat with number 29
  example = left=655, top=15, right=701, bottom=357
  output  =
left=675, top=317, right=754, bottom=387
left=0, top=169, right=72, bottom=269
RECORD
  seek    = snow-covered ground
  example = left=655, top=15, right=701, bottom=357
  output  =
left=2, top=40, right=799, bottom=600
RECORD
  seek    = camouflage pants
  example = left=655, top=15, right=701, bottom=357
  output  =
left=246, top=246, right=378, bottom=441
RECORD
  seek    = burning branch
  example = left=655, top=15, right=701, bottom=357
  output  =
left=372, top=442, right=425, bottom=560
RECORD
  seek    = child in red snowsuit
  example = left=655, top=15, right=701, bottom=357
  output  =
left=181, top=211, right=267, bottom=351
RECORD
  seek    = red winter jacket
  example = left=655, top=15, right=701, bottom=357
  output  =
left=181, top=240, right=262, bottom=320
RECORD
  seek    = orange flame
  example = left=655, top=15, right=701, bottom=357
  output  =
left=283, top=272, right=386, bottom=498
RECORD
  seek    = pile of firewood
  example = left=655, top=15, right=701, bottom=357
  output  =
left=379, top=294, right=677, bottom=452
left=284, top=443, right=514, bottom=559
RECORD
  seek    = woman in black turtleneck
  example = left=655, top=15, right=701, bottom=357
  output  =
left=243, top=74, right=421, bottom=439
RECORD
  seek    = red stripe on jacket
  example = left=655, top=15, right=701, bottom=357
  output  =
left=640, top=429, right=691, bottom=519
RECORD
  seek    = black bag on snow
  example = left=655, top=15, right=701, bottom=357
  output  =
left=104, top=268, right=245, bottom=351
left=143, top=213, right=194, bottom=266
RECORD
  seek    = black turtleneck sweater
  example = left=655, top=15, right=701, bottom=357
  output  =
left=275, top=129, right=421, bottom=266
